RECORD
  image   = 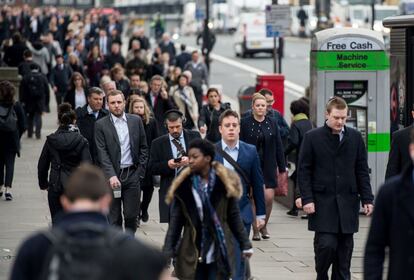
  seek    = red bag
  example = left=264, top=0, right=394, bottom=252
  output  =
left=275, top=169, right=288, bottom=197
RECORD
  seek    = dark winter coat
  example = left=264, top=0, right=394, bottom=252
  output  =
left=240, top=115, right=286, bottom=187
left=198, top=103, right=230, bottom=143
left=364, top=163, right=414, bottom=280
left=19, top=71, right=50, bottom=114
left=37, top=126, right=91, bottom=191
left=50, top=64, right=73, bottom=94
left=163, top=162, right=252, bottom=280
left=75, top=105, right=109, bottom=164
left=385, top=125, right=412, bottom=180
left=298, top=124, right=374, bottom=233
left=3, top=42, right=27, bottom=67
left=0, top=102, right=26, bottom=156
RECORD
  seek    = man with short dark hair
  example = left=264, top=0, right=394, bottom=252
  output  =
left=175, top=44, right=191, bottom=70
left=50, top=54, right=72, bottom=105
left=76, top=87, right=109, bottom=164
left=95, top=90, right=148, bottom=233
left=148, top=109, right=201, bottom=223
left=298, top=96, right=374, bottom=280
left=11, top=164, right=168, bottom=280
left=18, top=49, right=41, bottom=77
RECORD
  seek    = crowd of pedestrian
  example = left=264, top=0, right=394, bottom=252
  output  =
left=1, top=4, right=413, bottom=280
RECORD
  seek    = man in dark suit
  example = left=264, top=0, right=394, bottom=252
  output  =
left=145, top=75, right=176, bottom=134
left=385, top=116, right=414, bottom=179
left=97, top=28, right=112, bottom=56
left=95, top=90, right=148, bottom=233
left=148, top=109, right=201, bottom=223
left=364, top=130, right=414, bottom=280
left=214, top=109, right=265, bottom=280
left=50, top=54, right=72, bottom=105
left=298, top=96, right=374, bottom=280
left=76, top=87, right=109, bottom=164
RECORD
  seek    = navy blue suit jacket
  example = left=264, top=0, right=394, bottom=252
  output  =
left=215, top=141, right=265, bottom=224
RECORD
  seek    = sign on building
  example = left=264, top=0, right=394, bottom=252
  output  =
left=265, top=5, right=291, bottom=37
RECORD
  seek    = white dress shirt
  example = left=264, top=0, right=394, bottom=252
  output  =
left=111, top=113, right=133, bottom=168
left=75, top=89, right=87, bottom=109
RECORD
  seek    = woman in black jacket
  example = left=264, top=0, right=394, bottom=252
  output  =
left=285, top=99, right=313, bottom=216
left=240, top=93, right=287, bottom=241
left=129, top=97, right=158, bottom=222
left=0, top=81, right=26, bottom=201
left=199, top=88, right=231, bottom=143
left=64, top=72, right=88, bottom=110
left=37, top=103, right=91, bottom=223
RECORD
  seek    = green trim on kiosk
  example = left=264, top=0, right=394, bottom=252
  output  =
left=367, top=133, right=390, bottom=152
left=316, top=51, right=389, bottom=71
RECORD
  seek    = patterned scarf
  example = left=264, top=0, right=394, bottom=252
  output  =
left=192, top=169, right=230, bottom=272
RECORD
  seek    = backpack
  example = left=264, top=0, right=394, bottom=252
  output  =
left=0, top=105, right=17, bottom=132
left=40, top=222, right=128, bottom=280
left=25, top=72, right=45, bottom=98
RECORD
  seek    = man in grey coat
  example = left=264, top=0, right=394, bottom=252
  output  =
left=95, top=90, right=148, bottom=233
left=184, top=50, right=209, bottom=110
left=298, top=96, right=374, bottom=280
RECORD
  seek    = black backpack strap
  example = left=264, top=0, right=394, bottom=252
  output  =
left=216, top=147, right=252, bottom=190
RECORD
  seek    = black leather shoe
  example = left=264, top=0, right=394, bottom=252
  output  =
left=141, top=211, right=149, bottom=223
left=5, top=192, right=12, bottom=201
left=286, top=209, right=298, bottom=216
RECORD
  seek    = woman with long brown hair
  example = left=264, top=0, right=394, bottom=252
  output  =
left=129, top=97, right=158, bottom=222
left=64, top=72, right=88, bottom=110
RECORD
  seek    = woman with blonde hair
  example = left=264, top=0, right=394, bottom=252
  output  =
left=240, top=92, right=287, bottom=241
left=129, top=97, right=158, bottom=222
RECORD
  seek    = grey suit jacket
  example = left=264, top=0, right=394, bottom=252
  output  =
left=95, top=113, right=148, bottom=179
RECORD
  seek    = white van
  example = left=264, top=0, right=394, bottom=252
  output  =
left=233, top=12, right=274, bottom=58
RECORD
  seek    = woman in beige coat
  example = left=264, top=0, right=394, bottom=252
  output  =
left=171, top=74, right=199, bottom=130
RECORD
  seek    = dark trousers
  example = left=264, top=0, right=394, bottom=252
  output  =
left=27, top=111, right=42, bottom=138
left=159, top=185, right=170, bottom=223
left=48, top=189, right=63, bottom=224
left=0, top=150, right=16, bottom=187
left=195, top=262, right=218, bottom=280
left=55, top=91, right=65, bottom=105
left=234, top=222, right=251, bottom=280
left=140, top=183, right=154, bottom=214
left=109, top=168, right=141, bottom=233
left=314, top=232, right=354, bottom=280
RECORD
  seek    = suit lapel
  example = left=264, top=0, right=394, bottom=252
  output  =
left=107, top=116, right=120, bottom=147
left=126, top=115, right=135, bottom=153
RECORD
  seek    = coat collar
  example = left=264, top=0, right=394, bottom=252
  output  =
left=165, top=161, right=242, bottom=205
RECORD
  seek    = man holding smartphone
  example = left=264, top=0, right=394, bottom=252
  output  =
left=148, top=109, right=201, bottom=223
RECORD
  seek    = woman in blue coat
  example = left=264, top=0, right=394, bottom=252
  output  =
left=240, top=93, right=287, bottom=240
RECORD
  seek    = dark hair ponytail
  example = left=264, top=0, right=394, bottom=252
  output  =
left=58, top=103, right=76, bottom=126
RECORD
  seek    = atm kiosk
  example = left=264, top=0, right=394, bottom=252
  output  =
left=310, top=28, right=390, bottom=194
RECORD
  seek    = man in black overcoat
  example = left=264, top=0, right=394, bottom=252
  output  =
left=148, top=109, right=200, bottom=223
left=297, top=97, right=374, bottom=280
left=364, top=129, right=414, bottom=280
left=385, top=114, right=413, bottom=179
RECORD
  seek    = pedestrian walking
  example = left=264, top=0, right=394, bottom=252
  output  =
left=129, top=97, right=159, bottom=223
left=64, top=72, right=88, bottom=110
left=184, top=50, right=209, bottom=110
left=170, top=74, right=199, bottom=130
left=215, top=109, right=265, bottom=280
left=0, top=81, right=26, bottom=201
left=385, top=110, right=414, bottom=179
left=297, top=96, right=374, bottom=280
left=163, top=139, right=252, bottom=279
left=285, top=99, right=313, bottom=216
left=95, top=90, right=148, bottom=233
left=199, top=88, right=231, bottom=144
left=240, top=93, right=287, bottom=241
left=75, top=87, right=109, bottom=164
left=13, top=164, right=168, bottom=280
left=19, top=64, right=49, bottom=139
left=50, top=54, right=73, bottom=106
left=38, top=103, right=91, bottom=223
left=364, top=128, right=414, bottom=280
left=148, top=109, right=201, bottom=223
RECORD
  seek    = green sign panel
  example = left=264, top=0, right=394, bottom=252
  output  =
left=367, top=133, right=390, bottom=152
left=316, top=51, right=389, bottom=71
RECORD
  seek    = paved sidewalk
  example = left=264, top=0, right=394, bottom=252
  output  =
left=0, top=102, right=372, bottom=280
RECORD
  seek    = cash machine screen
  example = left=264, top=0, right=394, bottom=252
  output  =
left=334, top=81, right=368, bottom=145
